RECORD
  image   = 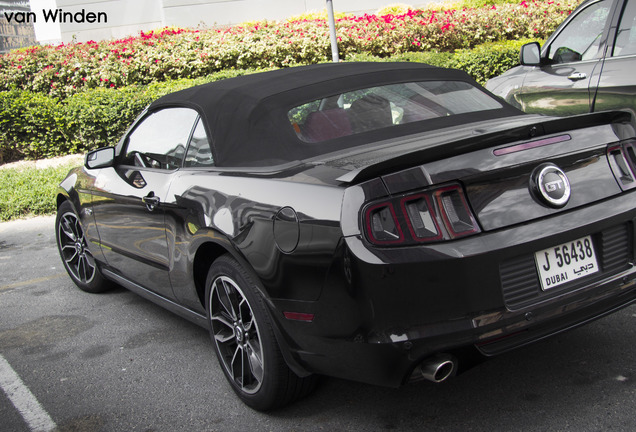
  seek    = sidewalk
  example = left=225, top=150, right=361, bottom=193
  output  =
left=0, top=215, right=56, bottom=236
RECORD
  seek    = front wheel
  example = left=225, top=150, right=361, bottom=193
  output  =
left=206, top=255, right=317, bottom=410
left=56, top=201, right=112, bottom=293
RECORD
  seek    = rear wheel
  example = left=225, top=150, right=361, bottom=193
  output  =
left=206, top=255, right=316, bottom=410
left=56, top=201, right=111, bottom=293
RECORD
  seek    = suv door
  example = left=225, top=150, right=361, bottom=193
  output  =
left=516, top=0, right=615, bottom=116
left=91, top=107, right=199, bottom=299
left=593, top=0, right=636, bottom=116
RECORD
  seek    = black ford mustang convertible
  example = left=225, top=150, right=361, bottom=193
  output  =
left=56, top=62, right=636, bottom=410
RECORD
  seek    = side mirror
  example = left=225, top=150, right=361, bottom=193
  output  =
left=520, top=42, right=542, bottom=66
left=85, top=147, right=115, bottom=169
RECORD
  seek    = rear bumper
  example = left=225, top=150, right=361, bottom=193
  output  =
left=474, top=271, right=636, bottom=356
left=283, top=265, right=636, bottom=387
left=272, top=193, right=636, bottom=387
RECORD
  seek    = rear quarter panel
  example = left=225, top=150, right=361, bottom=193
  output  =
left=163, top=169, right=346, bottom=311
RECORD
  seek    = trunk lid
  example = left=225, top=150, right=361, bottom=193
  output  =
left=323, top=110, right=634, bottom=232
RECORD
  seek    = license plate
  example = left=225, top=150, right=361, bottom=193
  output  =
left=534, top=235, right=599, bottom=291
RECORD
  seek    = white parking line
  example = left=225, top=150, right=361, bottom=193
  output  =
left=0, top=355, right=56, bottom=432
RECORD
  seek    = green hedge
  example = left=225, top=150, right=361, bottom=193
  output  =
left=0, top=70, right=254, bottom=162
left=447, top=38, right=540, bottom=84
left=0, top=0, right=576, bottom=98
left=0, top=39, right=538, bottom=163
left=348, top=38, right=538, bottom=84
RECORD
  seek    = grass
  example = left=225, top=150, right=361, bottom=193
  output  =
left=0, top=162, right=80, bottom=222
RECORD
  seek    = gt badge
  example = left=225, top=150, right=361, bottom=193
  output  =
left=531, top=163, right=571, bottom=208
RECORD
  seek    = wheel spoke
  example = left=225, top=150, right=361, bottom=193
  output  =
left=214, top=331, right=235, bottom=344
left=60, top=216, right=77, bottom=242
left=230, top=345, right=243, bottom=384
left=246, top=338, right=264, bottom=383
left=211, top=313, right=233, bottom=330
left=77, top=256, right=86, bottom=281
left=234, top=346, right=254, bottom=390
left=214, top=280, right=237, bottom=321
left=238, top=298, right=247, bottom=324
left=213, top=319, right=234, bottom=344
left=79, top=255, right=93, bottom=282
left=61, top=245, right=78, bottom=264
left=223, top=279, right=242, bottom=321
left=85, top=251, right=96, bottom=270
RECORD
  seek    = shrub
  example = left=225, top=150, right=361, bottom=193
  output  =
left=286, top=10, right=349, bottom=22
left=347, top=50, right=454, bottom=67
left=376, top=4, right=414, bottom=16
left=0, top=91, right=67, bottom=162
left=447, top=38, right=544, bottom=84
left=0, top=69, right=256, bottom=162
left=0, top=0, right=578, bottom=98
left=347, top=39, right=539, bottom=84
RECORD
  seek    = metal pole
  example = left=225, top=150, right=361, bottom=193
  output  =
left=326, top=0, right=339, bottom=62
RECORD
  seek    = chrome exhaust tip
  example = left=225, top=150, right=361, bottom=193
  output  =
left=419, top=354, right=456, bottom=383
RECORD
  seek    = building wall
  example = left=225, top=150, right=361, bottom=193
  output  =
left=36, top=0, right=430, bottom=43
left=161, top=0, right=415, bottom=28
left=55, top=0, right=163, bottom=42
left=0, top=0, right=37, bottom=51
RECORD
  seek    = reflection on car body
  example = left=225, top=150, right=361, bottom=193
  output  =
left=57, top=62, right=636, bottom=410
left=487, top=0, right=636, bottom=117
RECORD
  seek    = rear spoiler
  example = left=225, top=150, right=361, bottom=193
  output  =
left=334, top=110, right=635, bottom=184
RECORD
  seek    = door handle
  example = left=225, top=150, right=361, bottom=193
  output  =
left=142, top=193, right=160, bottom=211
left=567, top=72, right=587, bottom=81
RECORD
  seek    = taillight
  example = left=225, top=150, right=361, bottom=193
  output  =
left=433, top=185, right=480, bottom=238
left=365, top=203, right=404, bottom=245
left=608, top=140, right=636, bottom=190
left=401, top=194, right=443, bottom=242
left=363, top=183, right=480, bottom=246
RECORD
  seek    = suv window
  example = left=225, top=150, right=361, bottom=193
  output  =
left=548, top=0, right=612, bottom=63
left=613, top=0, right=636, bottom=56
left=123, top=107, right=199, bottom=170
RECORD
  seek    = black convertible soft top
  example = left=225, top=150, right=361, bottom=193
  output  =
left=149, top=62, right=520, bottom=167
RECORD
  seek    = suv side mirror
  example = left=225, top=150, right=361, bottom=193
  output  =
left=520, top=42, right=542, bottom=66
left=85, top=147, right=115, bottom=169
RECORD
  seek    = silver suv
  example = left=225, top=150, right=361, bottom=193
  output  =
left=487, top=0, right=636, bottom=117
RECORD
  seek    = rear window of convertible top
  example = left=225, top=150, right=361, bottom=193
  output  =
left=287, top=81, right=503, bottom=143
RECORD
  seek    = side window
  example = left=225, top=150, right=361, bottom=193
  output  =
left=184, top=118, right=214, bottom=167
left=123, top=107, right=199, bottom=170
left=548, top=0, right=612, bottom=63
left=613, top=0, right=636, bottom=56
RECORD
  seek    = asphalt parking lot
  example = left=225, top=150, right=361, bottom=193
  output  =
left=1, top=216, right=635, bottom=432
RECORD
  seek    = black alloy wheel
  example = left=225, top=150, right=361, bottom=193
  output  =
left=206, top=255, right=317, bottom=411
left=56, top=201, right=111, bottom=293
left=210, top=273, right=265, bottom=395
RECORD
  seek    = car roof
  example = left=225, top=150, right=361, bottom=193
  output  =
left=148, top=62, right=519, bottom=167
left=150, top=62, right=459, bottom=110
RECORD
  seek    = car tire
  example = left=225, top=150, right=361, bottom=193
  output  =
left=205, top=255, right=317, bottom=411
left=56, top=200, right=112, bottom=293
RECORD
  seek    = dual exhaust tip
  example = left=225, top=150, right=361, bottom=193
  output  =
left=417, top=354, right=457, bottom=383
